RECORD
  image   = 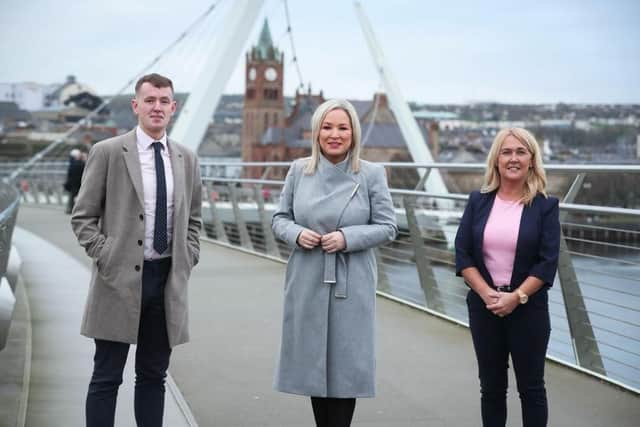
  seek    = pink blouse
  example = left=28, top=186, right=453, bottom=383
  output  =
left=482, top=195, right=524, bottom=286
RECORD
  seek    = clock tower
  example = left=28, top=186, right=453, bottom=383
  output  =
left=241, top=19, right=284, bottom=176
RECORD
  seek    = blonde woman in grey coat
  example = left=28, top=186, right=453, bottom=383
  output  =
left=272, top=99, right=398, bottom=427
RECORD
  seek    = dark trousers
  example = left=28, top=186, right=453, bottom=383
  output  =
left=467, top=289, right=551, bottom=427
left=86, top=258, right=172, bottom=427
left=66, top=190, right=79, bottom=214
left=310, top=397, right=356, bottom=427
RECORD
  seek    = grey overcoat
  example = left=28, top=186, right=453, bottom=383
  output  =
left=71, top=129, right=202, bottom=347
left=272, top=155, right=398, bottom=398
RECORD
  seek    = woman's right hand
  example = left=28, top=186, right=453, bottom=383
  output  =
left=297, top=229, right=322, bottom=249
left=480, top=287, right=500, bottom=306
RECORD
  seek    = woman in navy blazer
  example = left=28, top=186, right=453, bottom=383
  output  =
left=455, top=128, right=560, bottom=427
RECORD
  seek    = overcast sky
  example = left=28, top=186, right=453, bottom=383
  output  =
left=1, top=0, right=639, bottom=104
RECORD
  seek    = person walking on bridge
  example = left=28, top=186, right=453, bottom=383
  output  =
left=272, top=99, right=398, bottom=427
left=63, top=148, right=86, bottom=214
left=455, top=127, right=560, bottom=427
left=71, top=73, right=202, bottom=427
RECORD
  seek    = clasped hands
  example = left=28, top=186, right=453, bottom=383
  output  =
left=482, top=288, right=519, bottom=318
left=297, top=228, right=345, bottom=253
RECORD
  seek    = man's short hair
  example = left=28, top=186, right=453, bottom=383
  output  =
left=134, top=73, right=174, bottom=95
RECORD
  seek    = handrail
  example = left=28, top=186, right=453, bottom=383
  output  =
left=199, top=160, right=640, bottom=174
left=5, top=159, right=639, bottom=176
left=5, top=159, right=640, bottom=173
left=201, top=176, right=640, bottom=218
left=0, top=182, right=21, bottom=351
left=4, top=159, right=640, bottom=393
left=198, top=163, right=640, bottom=394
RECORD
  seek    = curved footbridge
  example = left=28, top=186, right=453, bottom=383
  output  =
left=2, top=205, right=638, bottom=426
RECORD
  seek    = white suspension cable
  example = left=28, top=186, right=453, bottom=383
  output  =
left=176, top=6, right=225, bottom=83
left=362, top=80, right=384, bottom=147
left=8, top=1, right=224, bottom=182
left=282, top=0, right=304, bottom=90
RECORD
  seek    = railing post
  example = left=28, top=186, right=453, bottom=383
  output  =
left=33, top=180, right=42, bottom=204
left=557, top=172, right=606, bottom=374
left=203, top=182, right=229, bottom=243
left=53, top=176, right=64, bottom=206
left=254, top=184, right=280, bottom=257
left=557, top=236, right=606, bottom=374
left=403, top=196, right=444, bottom=312
left=228, top=183, right=254, bottom=251
left=44, top=181, right=54, bottom=205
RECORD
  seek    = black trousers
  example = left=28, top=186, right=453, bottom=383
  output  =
left=310, top=397, right=356, bottom=427
left=86, top=258, right=172, bottom=427
left=467, top=289, right=551, bottom=427
left=66, top=190, right=79, bottom=214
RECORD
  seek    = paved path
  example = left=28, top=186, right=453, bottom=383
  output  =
left=12, top=206, right=191, bottom=427
left=12, top=205, right=640, bottom=426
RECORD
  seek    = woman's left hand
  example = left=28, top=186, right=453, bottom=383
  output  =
left=486, top=292, right=520, bottom=317
left=321, top=231, right=346, bottom=253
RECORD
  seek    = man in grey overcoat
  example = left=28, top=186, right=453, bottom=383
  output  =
left=272, top=99, right=397, bottom=426
left=71, top=73, right=201, bottom=427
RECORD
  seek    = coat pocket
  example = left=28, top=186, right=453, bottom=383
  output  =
left=97, top=236, right=115, bottom=276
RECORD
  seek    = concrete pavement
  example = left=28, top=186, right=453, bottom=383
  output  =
left=10, top=205, right=640, bottom=426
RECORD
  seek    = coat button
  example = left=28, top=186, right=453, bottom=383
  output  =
left=138, top=240, right=143, bottom=246
left=135, top=265, right=141, bottom=272
left=139, top=214, right=144, bottom=220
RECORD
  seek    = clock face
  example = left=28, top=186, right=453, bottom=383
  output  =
left=265, top=67, right=278, bottom=82
left=248, top=67, right=257, bottom=81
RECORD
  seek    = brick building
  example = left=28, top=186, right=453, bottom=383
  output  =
left=241, top=20, right=431, bottom=186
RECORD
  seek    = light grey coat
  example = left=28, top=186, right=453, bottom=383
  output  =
left=71, top=129, right=202, bottom=347
left=272, top=155, right=397, bottom=398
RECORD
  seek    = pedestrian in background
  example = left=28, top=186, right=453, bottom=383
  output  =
left=64, top=148, right=85, bottom=214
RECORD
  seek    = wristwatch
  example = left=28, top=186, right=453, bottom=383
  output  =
left=517, top=289, right=528, bottom=304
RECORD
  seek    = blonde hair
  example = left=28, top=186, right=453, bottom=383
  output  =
left=481, top=127, right=547, bottom=205
left=304, top=99, right=361, bottom=174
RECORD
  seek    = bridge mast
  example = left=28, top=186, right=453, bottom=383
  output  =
left=170, top=0, right=265, bottom=151
left=353, top=1, right=449, bottom=198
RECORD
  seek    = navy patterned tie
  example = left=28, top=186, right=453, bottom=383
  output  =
left=152, top=142, right=168, bottom=254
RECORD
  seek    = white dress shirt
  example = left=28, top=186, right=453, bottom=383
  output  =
left=136, top=126, right=174, bottom=260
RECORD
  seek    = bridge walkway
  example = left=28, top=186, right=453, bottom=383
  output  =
left=6, top=205, right=639, bottom=426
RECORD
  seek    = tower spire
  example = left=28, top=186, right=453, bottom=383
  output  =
left=256, top=19, right=275, bottom=60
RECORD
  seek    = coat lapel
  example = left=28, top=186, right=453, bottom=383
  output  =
left=316, top=155, right=360, bottom=295
left=121, top=130, right=144, bottom=208
left=509, top=196, right=533, bottom=285
left=472, top=192, right=496, bottom=286
left=168, top=139, right=185, bottom=213
left=317, top=155, right=359, bottom=230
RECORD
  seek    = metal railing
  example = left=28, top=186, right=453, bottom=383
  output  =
left=198, top=161, right=640, bottom=394
left=8, top=159, right=640, bottom=393
left=0, top=181, right=21, bottom=351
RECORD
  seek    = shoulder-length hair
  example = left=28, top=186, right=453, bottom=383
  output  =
left=481, top=127, right=547, bottom=205
left=304, top=99, right=362, bottom=174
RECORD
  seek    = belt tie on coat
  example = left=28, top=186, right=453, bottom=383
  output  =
left=324, top=252, right=348, bottom=298
left=322, top=181, right=359, bottom=299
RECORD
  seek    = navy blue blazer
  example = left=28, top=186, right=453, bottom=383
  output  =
left=455, top=190, right=560, bottom=290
